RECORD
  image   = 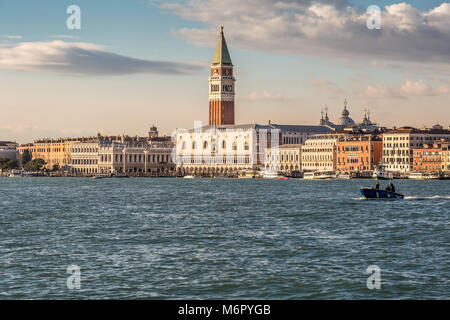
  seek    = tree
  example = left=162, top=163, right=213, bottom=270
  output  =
left=0, top=158, right=18, bottom=170
left=22, top=149, right=32, bottom=166
left=24, top=158, right=45, bottom=171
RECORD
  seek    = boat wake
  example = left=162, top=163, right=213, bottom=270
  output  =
left=404, top=195, right=450, bottom=200
left=353, top=195, right=450, bottom=201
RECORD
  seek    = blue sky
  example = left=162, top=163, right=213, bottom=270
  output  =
left=1, top=0, right=449, bottom=143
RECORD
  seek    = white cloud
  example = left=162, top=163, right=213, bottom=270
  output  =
left=0, top=40, right=205, bottom=76
left=158, top=1, right=450, bottom=73
left=47, top=35, right=80, bottom=39
left=249, top=90, right=295, bottom=102
left=307, top=77, right=347, bottom=95
left=3, top=35, right=22, bottom=39
left=362, top=79, right=450, bottom=99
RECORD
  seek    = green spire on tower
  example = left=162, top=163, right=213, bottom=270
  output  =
left=212, top=26, right=232, bottom=66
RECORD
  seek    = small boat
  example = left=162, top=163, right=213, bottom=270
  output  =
left=93, top=173, right=112, bottom=179
left=8, top=169, right=23, bottom=177
left=22, top=171, right=37, bottom=177
left=277, top=176, right=288, bottom=180
left=261, top=169, right=278, bottom=179
left=303, top=171, right=335, bottom=180
left=183, top=175, right=195, bottom=179
left=360, top=187, right=404, bottom=199
left=336, top=172, right=352, bottom=179
left=373, top=165, right=392, bottom=180
left=408, top=172, right=440, bottom=180
left=238, top=169, right=257, bottom=179
left=111, top=173, right=129, bottom=178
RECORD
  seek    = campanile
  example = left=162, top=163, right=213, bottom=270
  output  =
left=209, top=26, right=235, bottom=126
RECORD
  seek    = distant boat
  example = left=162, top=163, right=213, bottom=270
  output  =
left=373, top=165, right=392, bottom=180
left=360, top=187, right=404, bottom=200
left=408, top=172, right=440, bottom=180
left=183, top=175, right=195, bottom=179
left=336, top=172, right=352, bottom=179
left=22, top=171, right=37, bottom=177
left=8, top=169, right=23, bottom=178
left=238, top=169, right=257, bottom=179
left=111, top=173, right=129, bottom=178
left=93, top=173, right=129, bottom=179
left=261, top=169, right=280, bottom=179
left=303, top=171, right=335, bottom=180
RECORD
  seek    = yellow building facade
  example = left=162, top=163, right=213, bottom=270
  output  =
left=17, top=138, right=83, bottom=169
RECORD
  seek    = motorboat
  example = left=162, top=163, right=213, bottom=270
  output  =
left=336, top=172, right=352, bottom=179
left=238, top=169, right=257, bottom=179
left=8, top=169, right=23, bottom=177
left=408, top=172, right=440, bottom=180
left=360, top=187, right=404, bottom=199
left=373, top=165, right=392, bottom=180
left=303, top=171, right=335, bottom=180
left=261, top=169, right=279, bottom=179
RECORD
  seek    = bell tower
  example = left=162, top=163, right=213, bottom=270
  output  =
left=209, top=26, right=235, bottom=126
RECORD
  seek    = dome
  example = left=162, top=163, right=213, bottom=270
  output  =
left=339, top=116, right=355, bottom=126
left=339, top=100, right=355, bottom=126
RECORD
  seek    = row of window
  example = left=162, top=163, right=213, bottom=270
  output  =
left=338, top=145, right=372, bottom=152
left=210, top=84, right=233, bottom=92
left=179, top=155, right=250, bottom=164
left=73, top=147, right=98, bottom=153
left=266, top=154, right=300, bottom=162
left=302, top=148, right=334, bottom=153
left=384, top=136, right=446, bottom=141
left=98, top=154, right=171, bottom=163
left=182, top=141, right=249, bottom=151
left=302, top=155, right=333, bottom=161
left=283, top=137, right=303, bottom=144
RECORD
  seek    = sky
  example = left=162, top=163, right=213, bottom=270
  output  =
left=0, top=0, right=449, bottom=143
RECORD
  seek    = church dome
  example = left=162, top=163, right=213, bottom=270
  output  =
left=338, top=100, right=355, bottom=126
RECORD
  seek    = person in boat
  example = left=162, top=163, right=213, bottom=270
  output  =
left=390, top=183, right=396, bottom=193
left=374, top=182, right=380, bottom=190
left=385, top=184, right=392, bottom=192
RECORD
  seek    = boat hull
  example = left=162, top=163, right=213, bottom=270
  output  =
left=373, top=176, right=389, bottom=180
left=360, top=188, right=404, bottom=200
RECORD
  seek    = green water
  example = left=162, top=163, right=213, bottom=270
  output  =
left=0, top=178, right=448, bottom=299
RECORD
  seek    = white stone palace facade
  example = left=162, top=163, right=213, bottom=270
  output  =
left=71, top=131, right=175, bottom=175
left=175, top=124, right=280, bottom=176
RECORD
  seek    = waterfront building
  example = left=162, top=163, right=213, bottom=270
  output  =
left=17, top=138, right=83, bottom=170
left=71, top=140, right=100, bottom=175
left=97, top=138, right=174, bottom=175
left=442, top=143, right=450, bottom=173
left=336, top=134, right=382, bottom=173
left=175, top=124, right=279, bottom=176
left=209, top=26, right=235, bottom=126
left=0, top=141, right=18, bottom=161
left=382, top=127, right=450, bottom=172
left=71, top=130, right=175, bottom=175
left=264, top=144, right=302, bottom=174
left=412, top=141, right=449, bottom=172
left=301, top=133, right=346, bottom=172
